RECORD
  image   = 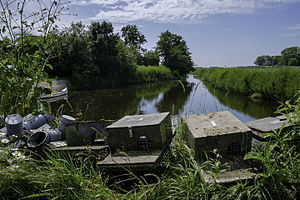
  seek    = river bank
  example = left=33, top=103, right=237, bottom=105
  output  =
left=192, top=67, right=300, bottom=101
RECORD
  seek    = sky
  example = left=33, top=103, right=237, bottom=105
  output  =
left=60, top=0, right=300, bottom=67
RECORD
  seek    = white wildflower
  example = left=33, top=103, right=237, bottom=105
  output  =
left=0, top=132, right=5, bottom=136
left=18, top=155, right=26, bottom=160
left=1, top=138, right=9, bottom=144
left=12, top=151, right=22, bottom=157
left=11, top=164, right=19, bottom=170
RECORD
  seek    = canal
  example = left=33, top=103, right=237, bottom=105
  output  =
left=51, top=75, right=278, bottom=122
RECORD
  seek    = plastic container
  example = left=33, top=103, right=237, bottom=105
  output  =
left=23, top=113, right=54, bottom=130
left=5, top=114, right=23, bottom=136
left=27, top=129, right=62, bottom=148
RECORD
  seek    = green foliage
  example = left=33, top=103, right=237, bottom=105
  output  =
left=0, top=0, right=67, bottom=118
left=49, top=21, right=140, bottom=89
left=288, top=57, right=298, bottom=66
left=132, top=65, right=174, bottom=83
left=156, top=30, right=194, bottom=77
left=254, top=55, right=280, bottom=66
left=121, top=24, right=147, bottom=52
left=142, top=50, right=160, bottom=66
left=48, top=24, right=195, bottom=88
left=48, top=22, right=94, bottom=77
left=254, top=46, right=300, bottom=66
left=192, top=67, right=300, bottom=101
left=279, top=46, right=300, bottom=66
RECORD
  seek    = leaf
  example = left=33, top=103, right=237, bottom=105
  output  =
left=244, top=151, right=263, bottom=161
left=178, top=80, right=185, bottom=93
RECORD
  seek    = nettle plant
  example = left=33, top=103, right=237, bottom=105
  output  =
left=0, top=0, right=69, bottom=120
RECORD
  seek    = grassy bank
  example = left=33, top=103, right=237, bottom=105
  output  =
left=192, top=67, right=300, bottom=101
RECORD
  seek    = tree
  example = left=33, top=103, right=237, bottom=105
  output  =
left=89, top=21, right=136, bottom=87
left=254, top=55, right=281, bottom=66
left=271, top=56, right=281, bottom=66
left=156, top=30, right=194, bottom=77
left=288, top=58, right=298, bottom=66
left=254, top=56, right=266, bottom=66
left=48, top=22, right=93, bottom=77
left=0, top=0, right=67, bottom=117
left=121, top=25, right=147, bottom=52
left=143, top=50, right=160, bottom=66
left=279, top=46, right=300, bottom=66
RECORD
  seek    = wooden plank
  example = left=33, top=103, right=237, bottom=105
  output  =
left=53, top=145, right=108, bottom=151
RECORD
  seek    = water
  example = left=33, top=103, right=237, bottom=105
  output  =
left=51, top=75, right=278, bottom=122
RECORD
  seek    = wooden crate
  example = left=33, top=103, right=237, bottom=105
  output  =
left=106, top=112, right=172, bottom=153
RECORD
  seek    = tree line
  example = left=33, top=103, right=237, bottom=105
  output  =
left=254, top=46, right=300, bottom=66
left=46, top=22, right=194, bottom=89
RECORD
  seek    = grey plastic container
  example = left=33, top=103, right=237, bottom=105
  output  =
left=27, top=129, right=62, bottom=148
left=5, top=114, right=23, bottom=136
left=59, top=115, right=75, bottom=140
left=23, top=113, right=54, bottom=130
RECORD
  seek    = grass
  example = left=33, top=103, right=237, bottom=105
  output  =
left=192, top=67, right=300, bottom=101
left=131, top=65, right=174, bottom=83
left=0, top=96, right=299, bottom=199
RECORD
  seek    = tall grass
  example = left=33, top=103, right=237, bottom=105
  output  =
left=192, top=67, right=300, bottom=101
left=132, top=65, right=174, bottom=83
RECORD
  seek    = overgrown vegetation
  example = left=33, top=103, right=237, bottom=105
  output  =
left=1, top=96, right=299, bottom=199
left=192, top=67, right=300, bottom=101
left=0, top=0, right=68, bottom=119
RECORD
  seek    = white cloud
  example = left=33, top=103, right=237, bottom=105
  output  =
left=70, top=0, right=300, bottom=24
left=288, top=24, right=300, bottom=31
left=280, top=23, right=300, bottom=38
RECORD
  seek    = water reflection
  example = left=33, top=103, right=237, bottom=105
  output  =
left=180, top=76, right=278, bottom=122
left=51, top=75, right=278, bottom=122
left=203, top=83, right=278, bottom=119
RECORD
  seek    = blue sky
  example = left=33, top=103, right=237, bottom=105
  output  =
left=62, top=0, right=300, bottom=67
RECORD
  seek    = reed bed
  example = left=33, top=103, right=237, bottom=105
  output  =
left=192, top=67, right=300, bottom=101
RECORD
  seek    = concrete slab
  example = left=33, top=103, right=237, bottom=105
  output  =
left=245, top=117, right=290, bottom=133
left=185, top=111, right=252, bottom=158
left=185, top=111, right=251, bottom=138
